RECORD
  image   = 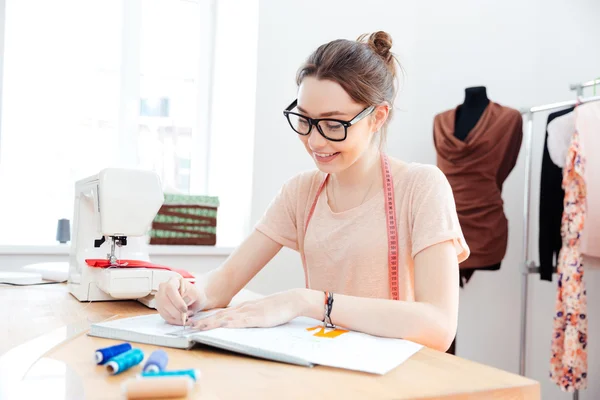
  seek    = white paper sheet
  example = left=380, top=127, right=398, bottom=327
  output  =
left=192, top=317, right=423, bottom=374
left=93, top=313, right=423, bottom=375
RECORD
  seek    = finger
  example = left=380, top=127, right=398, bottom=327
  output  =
left=181, top=279, right=210, bottom=313
left=222, top=314, right=256, bottom=329
left=201, top=309, right=259, bottom=330
left=157, top=307, right=178, bottom=325
left=193, top=310, right=234, bottom=330
left=155, top=289, right=174, bottom=323
left=178, top=277, right=191, bottom=301
left=181, top=293, right=192, bottom=306
left=165, top=280, right=188, bottom=314
left=190, top=290, right=208, bottom=312
left=195, top=311, right=229, bottom=329
left=162, top=302, right=184, bottom=323
left=158, top=278, right=183, bottom=309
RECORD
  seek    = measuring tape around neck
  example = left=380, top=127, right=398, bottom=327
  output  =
left=302, top=152, right=399, bottom=300
left=381, top=153, right=399, bottom=300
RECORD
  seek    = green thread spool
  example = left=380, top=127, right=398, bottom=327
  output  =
left=106, top=348, right=144, bottom=375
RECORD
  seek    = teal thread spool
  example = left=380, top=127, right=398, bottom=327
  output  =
left=106, top=348, right=144, bottom=375
left=140, top=368, right=201, bottom=382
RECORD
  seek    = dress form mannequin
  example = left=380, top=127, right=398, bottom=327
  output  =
left=454, top=86, right=501, bottom=286
left=446, top=86, right=496, bottom=357
left=454, top=86, right=490, bottom=141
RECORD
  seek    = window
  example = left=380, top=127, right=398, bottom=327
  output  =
left=0, top=0, right=258, bottom=247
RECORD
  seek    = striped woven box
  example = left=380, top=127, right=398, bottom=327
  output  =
left=149, top=194, right=219, bottom=246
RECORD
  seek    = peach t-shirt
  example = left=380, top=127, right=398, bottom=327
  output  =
left=255, top=157, right=470, bottom=302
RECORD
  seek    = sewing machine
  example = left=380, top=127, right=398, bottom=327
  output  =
left=67, top=168, right=181, bottom=309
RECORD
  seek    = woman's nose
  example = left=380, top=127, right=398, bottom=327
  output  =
left=308, top=124, right=328, bottom=148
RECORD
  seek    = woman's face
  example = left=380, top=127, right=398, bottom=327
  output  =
left=295, top=77, right=386, bottom=175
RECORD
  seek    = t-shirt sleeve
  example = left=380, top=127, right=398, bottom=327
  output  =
left=254, top=175, right=301, bottom=251
left=410, top=166, right=470, bottom=263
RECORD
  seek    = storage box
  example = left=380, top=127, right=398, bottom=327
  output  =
left=149, top=194, right=219, bottom=246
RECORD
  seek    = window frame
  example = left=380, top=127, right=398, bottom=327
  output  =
left=118, top=0, right=217, bottom=195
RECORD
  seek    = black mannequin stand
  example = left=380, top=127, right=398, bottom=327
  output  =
left=454, top=86, right=490, bottom=141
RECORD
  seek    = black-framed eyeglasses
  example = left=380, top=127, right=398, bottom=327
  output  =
left=282, top=99, right=375, bottom=142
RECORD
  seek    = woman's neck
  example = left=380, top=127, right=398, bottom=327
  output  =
left=332, top=145, right=381, bottom=189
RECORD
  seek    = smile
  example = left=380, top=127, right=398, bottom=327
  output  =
left=314, top=152, right=337, bottom=157
left=313, top=152, right=340, bottom=163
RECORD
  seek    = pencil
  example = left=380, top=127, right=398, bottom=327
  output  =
left=179, top=282, right=187, bottom=330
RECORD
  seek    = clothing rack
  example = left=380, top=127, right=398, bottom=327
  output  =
left=519, top=81, right=600, bottom=400
left=570, top=78, right=600, bottom=96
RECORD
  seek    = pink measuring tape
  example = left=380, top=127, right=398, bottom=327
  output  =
left=301, top=152, right=399, bottom=300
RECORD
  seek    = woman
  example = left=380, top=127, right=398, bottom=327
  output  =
left=155, top=31, right=469, bottom=352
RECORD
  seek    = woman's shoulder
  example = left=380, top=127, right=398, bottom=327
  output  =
left=387, top=157, right=454, bottom=206
left=279, top=168, right=325, bottom=197
left=388, top=157, right=448, bottom=190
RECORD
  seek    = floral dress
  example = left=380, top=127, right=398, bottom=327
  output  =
left=550, top=129, right=587, bottom=392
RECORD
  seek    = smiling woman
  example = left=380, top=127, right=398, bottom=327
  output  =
left=155, top=31, right=469, bottom=353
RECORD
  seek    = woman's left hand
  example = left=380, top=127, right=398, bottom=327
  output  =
left=192, top=289, right=308, bottom=330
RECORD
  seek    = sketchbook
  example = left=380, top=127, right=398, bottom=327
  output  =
left=88, top=310, right=423, bottom=375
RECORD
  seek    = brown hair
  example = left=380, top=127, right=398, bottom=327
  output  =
left=296, top=31, right=401, bottom=145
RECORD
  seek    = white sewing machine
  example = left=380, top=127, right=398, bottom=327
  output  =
left=67, top=168, right=182, bottom=309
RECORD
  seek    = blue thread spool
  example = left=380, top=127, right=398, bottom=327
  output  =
left=142, top=349, right=169, bottom=373
left=141, top=368, right=201, bottom=382
left=95, top=342, right=132, bottom=365
left=106, top=348, right=144, bottom=375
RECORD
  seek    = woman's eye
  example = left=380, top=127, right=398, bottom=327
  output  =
left=326, top=123, right=342, bottom=130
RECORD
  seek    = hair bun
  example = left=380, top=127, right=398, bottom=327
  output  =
left=358, top=31, right=393, bottom=64
left=370, top=31, right=393, bottom=61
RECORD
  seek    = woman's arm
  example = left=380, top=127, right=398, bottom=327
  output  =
left=156, top=229, right=286, bottom=325
left=157, top=172, right=302, bottom=325
left=299, top=240, right=459, bottom=352
left=201, top=230, right=284, bottom=309
left=194, top=239, right=459, bottom=352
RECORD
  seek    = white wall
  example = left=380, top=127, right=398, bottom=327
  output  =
left=249, top=0, right=600, bottom=399
left=208, top=0, right=259, bottom=247
left=0, top=0, right=5, bottom=146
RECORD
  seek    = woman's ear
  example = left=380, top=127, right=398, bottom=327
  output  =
left=372, top=104, right=390, bottom=133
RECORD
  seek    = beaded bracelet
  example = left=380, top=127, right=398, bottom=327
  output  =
left=323, top=291, right=334, bottom=328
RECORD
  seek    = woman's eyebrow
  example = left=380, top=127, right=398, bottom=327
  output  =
left=297, top=106, right=348, bottom=118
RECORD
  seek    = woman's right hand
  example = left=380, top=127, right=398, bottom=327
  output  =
left=156, top=276, right=207, bottom=325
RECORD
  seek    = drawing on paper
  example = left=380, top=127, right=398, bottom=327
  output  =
left=306, top=325, right=348, bottom=338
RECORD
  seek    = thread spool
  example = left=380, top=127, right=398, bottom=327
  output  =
left=122, top=376, right=194, bottom=399
left=106, top=348, right=144, bottom=375
left=56, top=218, right=70, bottom=244
left=95, top=343, right=132, bottom=365
left=142, top=349, right=168, bottom=373
left=141, top=368, right=201, bottom=382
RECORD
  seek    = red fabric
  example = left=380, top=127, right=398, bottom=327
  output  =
left=85, top=259, right=195, bottom=279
